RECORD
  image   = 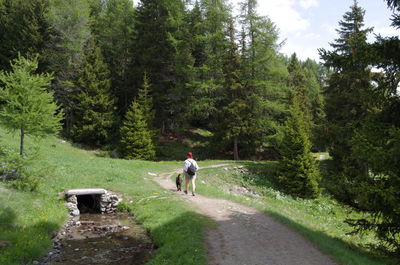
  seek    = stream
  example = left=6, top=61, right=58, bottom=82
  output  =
left=41, top=213, right=154, bottom=265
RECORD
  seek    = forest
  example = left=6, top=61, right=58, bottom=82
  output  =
left=0, top=0, right=399, bottom=260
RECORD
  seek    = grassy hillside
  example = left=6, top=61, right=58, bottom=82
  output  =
left=0, top=128, right=396, bottom=265
left=0, top=129, right=213, bottom=265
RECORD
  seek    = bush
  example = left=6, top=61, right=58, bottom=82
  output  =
left=0, top=145, right=42, bottom=192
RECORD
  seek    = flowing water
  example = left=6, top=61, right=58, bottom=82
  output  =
left=46, top=213, right=153, bottom=265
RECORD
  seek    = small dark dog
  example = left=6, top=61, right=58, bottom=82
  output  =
left=176, top=174, right=182, bottom=191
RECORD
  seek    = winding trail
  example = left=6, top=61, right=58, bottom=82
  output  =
left=155, top=165, right=338, bottom=265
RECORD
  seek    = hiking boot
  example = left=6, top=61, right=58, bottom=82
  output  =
left=192, top=192, right=195, bottom=196
left=184, top=190, right=188, bottom=195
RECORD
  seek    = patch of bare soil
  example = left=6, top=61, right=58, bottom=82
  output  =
left=155, top=166, right=338, bottom=265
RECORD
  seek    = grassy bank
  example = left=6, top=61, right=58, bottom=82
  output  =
left=0, top=129, right=213, bottom=265
left=191, top=163, right=395, bottom=265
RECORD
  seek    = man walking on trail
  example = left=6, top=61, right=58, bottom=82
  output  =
left=183, top=152, right=199, bottom=196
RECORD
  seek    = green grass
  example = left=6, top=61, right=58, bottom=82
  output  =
left=0, top=128, right=396, bottom=265
left=0, top=129, right=214, bottom=265
left=192, top=163, right=396, bottom=265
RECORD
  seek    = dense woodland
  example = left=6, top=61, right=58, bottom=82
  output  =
left=0, top=0, right=400, bottom=258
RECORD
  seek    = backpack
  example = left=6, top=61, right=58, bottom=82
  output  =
left=187, top=162, right=196, bottom=176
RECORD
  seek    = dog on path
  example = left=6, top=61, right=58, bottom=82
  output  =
left=176, top=174, right=182, bottom=191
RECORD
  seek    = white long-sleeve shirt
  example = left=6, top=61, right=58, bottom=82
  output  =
left=183, top=158, right=199, bottom=175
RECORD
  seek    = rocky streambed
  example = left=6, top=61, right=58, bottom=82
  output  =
left=37, top=213, right=154, bottom=265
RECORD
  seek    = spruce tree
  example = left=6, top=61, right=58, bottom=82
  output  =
left=70, top=41, right=117, bottom=146
left=0, top=55, right=62, bottom=156
left=185, top=0, right=231, bottom=126
left=318, top=0, right=373, bottom=204
left=217, top=18, right=249, bottom=160
left=91, top=0, right=136, bottom=115
left=136, top=73, right=155, bottom=129
left=342, top=0, right=400, bottom=255
left=45, top=0, right=91, bottom=133
left=0, top=0, right=52, bottom=72
left=277, top=97, right=320, bottom=199
left=133, top=0, right=193, bottom=132
left=119, top=100, right=155, bottom=160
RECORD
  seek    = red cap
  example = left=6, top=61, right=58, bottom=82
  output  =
left=187, top=152, right=193, bottom=158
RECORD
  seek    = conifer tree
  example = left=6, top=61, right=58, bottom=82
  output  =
left=0, top=0, right=52, bottom=72
left=277, top=97, right=320, bottom=199
left=0, top=55, right=62, bottom=156
left=186, top=0, right=231, bottom=126
left=91, top=0, right=136, bottom=115
left=342, top=0, right=400, bottom=254
left=238, top=0, right=288, bottom=157
left=136, top=73, right=155, bottom=129
left=133, top=0, right=193, bottom=132
left=119, top=100, right=155, bottom=160
left=45, top=0, right=91, bottom=133
left=70, top=41, right=117, bottom=146
left=318, top=0, right=373, bottom=204
left=217, top=18, right=249, bottom=160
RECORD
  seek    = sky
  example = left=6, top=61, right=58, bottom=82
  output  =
left=229, top=0, right=399, bottom=61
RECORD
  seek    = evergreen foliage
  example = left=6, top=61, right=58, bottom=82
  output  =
left=216, top=18, right=249, bottom=160
left=133, top=0, right=193, bottom=132
left=318, top=1, right=373, bottom=205
left=91, top=0, right=136, bottom=115
left=277, top=97, right=320, bottom=199
left=119, top=100, right=155, bottom=161
left=238, top=0, right=289, bottom=157
left=0, top=0, right=52, bottom=72
left=45, top=0, right=91, bottom=133
left=0, top=55, right=62, bottom=156
left=185, top=0, right=230, bottom=127
left=70, top=41, right=117, bottom=146
left=341, top=0, right=400, bottom=255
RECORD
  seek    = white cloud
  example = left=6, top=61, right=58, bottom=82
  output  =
left=374, top=26, right=399, bottom=37
left=281, top=41, right=320, bottom=61
left=321, top=23, right=337, bottom=36
left=299, top=0, right=319, bottom=10
left=256, top=0, right=310, bottom=33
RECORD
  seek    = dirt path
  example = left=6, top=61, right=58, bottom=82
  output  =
left=155, top=166, right=338, bottom=265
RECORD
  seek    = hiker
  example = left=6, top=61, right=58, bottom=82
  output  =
left=183, top=152, right=199, bottom=196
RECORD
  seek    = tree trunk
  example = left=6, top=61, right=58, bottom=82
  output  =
left=233, top=136, right=239, bottom=160
left=20, top=126, right=24, bottom=156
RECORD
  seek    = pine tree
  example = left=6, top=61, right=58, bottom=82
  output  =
left=136, top=73, right=155, bottom=129
left=91, top=0, right=136, bottom=115
left=133, top=0, right=193, bottom=132
left=217, top=18, right=249, bottom=160
left=45, top=0, right=91, bottom=133
left=342, top=0, right=400, bottom=255
left=0, top=55, right=62, bottom=156
left=119, top=100, right=155, bottom=160
left=286, top=53, right=312, bottom=134
left=185, top=0, right=231, bottom=127
left=238, top=0, right=289, bottom=157
left=0, top=0, right=52, bottom=72
left=70, top=41, right=117, bottom=146
left=318, top=0, right=373, bottom=204
left=277, top=97, right=320, bottom=199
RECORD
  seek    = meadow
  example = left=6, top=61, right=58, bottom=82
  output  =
left=0, top=128, right=395, bottom=265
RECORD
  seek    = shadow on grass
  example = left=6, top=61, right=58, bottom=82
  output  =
left=0, top=206, right=59, bottom=265
left=263, top=208, right=394, bottom=265
left=147, top=199, right=390, bottom=265
left=228, top=162, right=394, bottom=264
left=155, top=130, right=225, bottom=161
